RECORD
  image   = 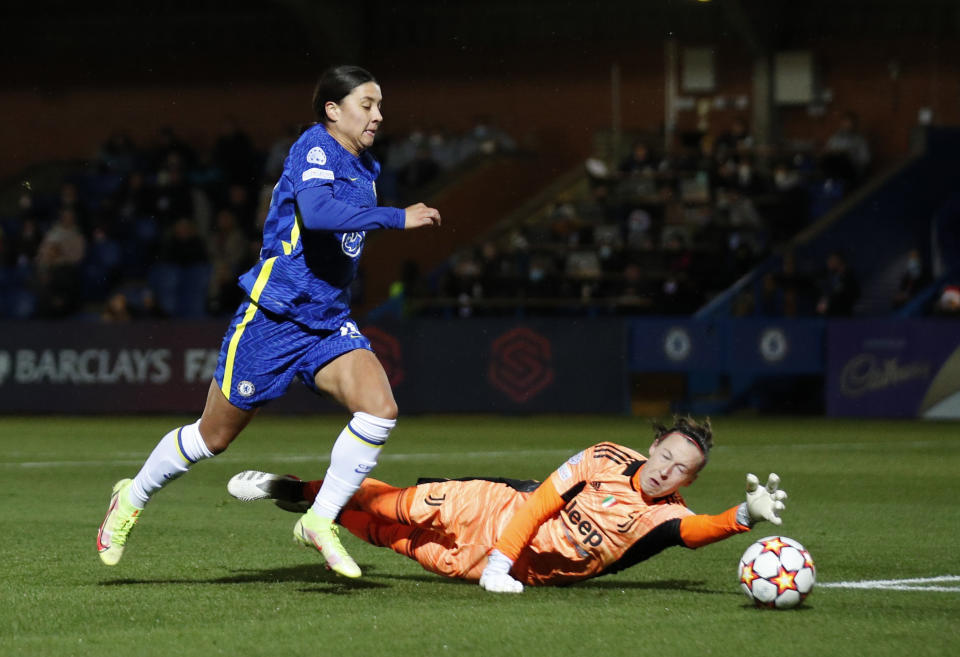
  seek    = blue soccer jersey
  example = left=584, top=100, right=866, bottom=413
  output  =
left=238, top=124, right=404, bottom=330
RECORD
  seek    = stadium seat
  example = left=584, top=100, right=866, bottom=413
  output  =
left=147, top=263, right=180, bottom=317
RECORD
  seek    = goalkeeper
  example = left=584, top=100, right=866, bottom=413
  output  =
left=228, top=417, right=787, bottom=593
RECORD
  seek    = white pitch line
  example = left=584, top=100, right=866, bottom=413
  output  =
left=820, top=575, right=960, bottom=592
left=1, top=438, right=957, bottom=469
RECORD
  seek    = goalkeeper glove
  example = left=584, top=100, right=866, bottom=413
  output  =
left=479, top=549, right=524, bottom=594
left=737, top=473, right=787, bottom=527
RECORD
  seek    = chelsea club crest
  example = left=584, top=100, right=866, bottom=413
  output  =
left=341, top=231, right=365, bottom=257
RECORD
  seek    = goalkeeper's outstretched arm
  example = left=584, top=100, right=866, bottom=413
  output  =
left=680, top=472, right=787, bottom=548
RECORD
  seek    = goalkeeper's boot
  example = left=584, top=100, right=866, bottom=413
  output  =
left=294, top=509, right=361, bottom=578
left=97, top=479, right=142, bottom=566
left=227, top=470, right=310, bottom=513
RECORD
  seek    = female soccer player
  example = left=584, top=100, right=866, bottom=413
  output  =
left=98, top=65, right=441, bottom=578
left=227, top=418, right=788, bottom=591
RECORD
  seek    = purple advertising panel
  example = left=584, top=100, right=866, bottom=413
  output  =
left=0, top=321, right=227, bottom=413
left=0, top=319, right=628, bottom=414
left=826, top=319, right=960, bottom=418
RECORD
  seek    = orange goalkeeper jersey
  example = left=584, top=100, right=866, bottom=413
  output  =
left=511, top=442, right=712, bottom=586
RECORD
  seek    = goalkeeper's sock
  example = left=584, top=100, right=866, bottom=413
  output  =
left=129, top=420, right=215, bottom=507
left=310, top=412, right=395, bottom=520
left=349, top=478, right=412, bottom=522
left=339, top=510, right=430, bottom=555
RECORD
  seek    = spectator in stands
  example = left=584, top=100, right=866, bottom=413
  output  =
left=564, top=248, right=602, bottom=300
left=101, top=290, right=133, bottom=323
left=97, top=132, right=140, bottom=175
left=816, top=251, right=860, bottom=316
left=9, top=217, right=41, bottom=269
left=153, top=154, right=195, bottom=226
left=221, top=182, right=259, bottom=239
left=624, top=208, right=654, bottom=250
left=759, top=251, right=816, bottom=317
left=36, top=207, right=86, bottom=268
left=6, top=188, right=44, bottom=268
left=723, top=189, right=766, bottom=258
left=206, top=208, right=252, bottom=315
left=151, top=126, right=197, bottom=173
left=614, top=262, right=649, bottom=312
left=114, top=170, right=154, bottom=223
left=478, top=241, right=510, bottom=298
left=715, top=117, right=753, bottom=159
left=34, top=207, right=86, bottom=317
left=56, top=182, right=90, bottom=234
left=450, top=248, right=482, bottom=299
left=463, top=116, right=516, bottom=157
left=594, top=223, right=624, bottom=274
left=132, top=287, right=168, bottom=320
left=578, top=182, right=617, bottom=225
left=823, top=111, right=871, bottom=185
left=733, top=154, right=765, bottom=195
left=893, top=248, right=931, bottom=310
left=769, top=160, right=809, bottom=243
left=619, top=141, right=658, bottom=177
left=526, top=252, right=559, bottom=299
left=546, top=196, right=582, bottom=246
left=84, top=224, right=124, bottom=301
left=109, top=170, right=161, bottom=277
left=426, top=126, right=459, bottom=171
left=158, top=217, right=208, bottom=266
left=211, top=116, right=260, bottom=185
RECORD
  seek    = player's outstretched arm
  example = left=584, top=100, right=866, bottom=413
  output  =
left=403, top=202, right=441, bottom=229
left=739, top=473, right=787, bottom=527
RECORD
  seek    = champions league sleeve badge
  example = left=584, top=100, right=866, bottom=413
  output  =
left=306, top=146, right=327, bottom=165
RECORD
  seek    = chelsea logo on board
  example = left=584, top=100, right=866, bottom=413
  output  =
left=341, top=231, right=365, bottom=257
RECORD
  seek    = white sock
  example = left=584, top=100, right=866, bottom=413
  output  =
left=311, top=412, right=395, bottom=520
left=128, top=420, right=214, bottom=508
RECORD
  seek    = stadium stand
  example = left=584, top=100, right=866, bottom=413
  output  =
left=402, top=126, right=865, bottom=319
left=2, top=115, right=958, bottom=324
left=0, top=121, right=513, bottom=321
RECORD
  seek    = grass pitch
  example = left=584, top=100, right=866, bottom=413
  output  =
left=1, top=414, right=958, bottom=657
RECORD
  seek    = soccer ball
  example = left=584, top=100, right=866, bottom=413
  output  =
left=738, top=536, right=815, bottom=609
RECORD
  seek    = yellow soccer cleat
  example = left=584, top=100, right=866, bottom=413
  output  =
left=97, top=479, right=142, bottom=566
left=294, top=510, right=361, bottom=578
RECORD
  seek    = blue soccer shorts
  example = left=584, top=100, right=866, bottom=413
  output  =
left=213, top=298, right=373, bottom=410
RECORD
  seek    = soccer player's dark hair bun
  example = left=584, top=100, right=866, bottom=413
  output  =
left=652, top=416, right=714, bottom=470
left=313, top=65, right=378, bottom=123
